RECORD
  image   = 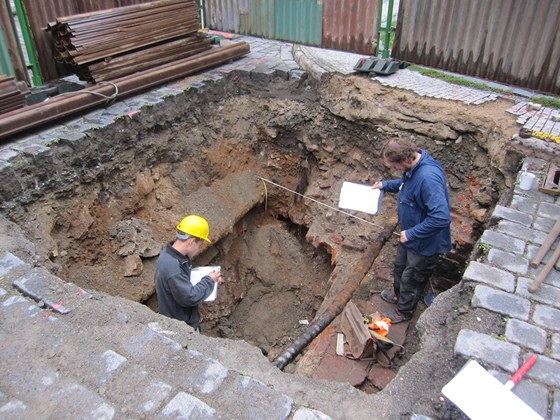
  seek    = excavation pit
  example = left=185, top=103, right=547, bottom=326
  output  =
left=1, top=70, right=522, bottom=391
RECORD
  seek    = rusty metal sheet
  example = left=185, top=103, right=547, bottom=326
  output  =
left=392, top=0, right=560, bottom=95
left=204, top=0, right=249, bottom=33
left=322, top=0, right=379, bottom=54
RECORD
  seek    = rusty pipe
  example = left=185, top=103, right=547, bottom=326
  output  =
left=271, top=221, right=397, bottom=370
left=0, top=42, right=250, bottom=140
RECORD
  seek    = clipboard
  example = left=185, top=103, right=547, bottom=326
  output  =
left=338, top=181, right=383, bottom=215
left=191, top=266, right=219, bottom=301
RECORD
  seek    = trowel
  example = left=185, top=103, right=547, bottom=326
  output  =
left=442, top=355, right=542, bottom=420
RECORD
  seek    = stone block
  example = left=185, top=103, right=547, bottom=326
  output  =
left=490, top=205, right=533, bottom=227
left=463, top=261, right=516, bottom=292
left=532, top=304, right=560, bottom=332
left=160, top=392, right=216, bottom=418
left=454, top=329, right=520, bottom=372
left=292, top=407, right=331, bottom=420
left=538, top=202, right=560, bottom=220
left=517, top=277, right=560, bottom=309
left=487, top=248, right=529, bottom=275
left=552, top=333, right=560, bottom=361
left=0, top=252, right=27, bottom=277
left=505, top=318, right=547, bottom=353
left=480, top=230, right=525, bottom=255
left=496, top=220, right=547, bottom=245
left=471, top=284, right=531, bottom=320
left=553, top=389, right=560, bottom=420
left=510, top=195, right=538, bottom=214
left=524, top=354, right=560, bottom=387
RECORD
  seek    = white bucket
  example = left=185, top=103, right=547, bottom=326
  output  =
left=519, top=172, right=535, bottom=190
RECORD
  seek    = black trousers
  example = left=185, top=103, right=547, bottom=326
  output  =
left=393, top=243, right=439, bottom=319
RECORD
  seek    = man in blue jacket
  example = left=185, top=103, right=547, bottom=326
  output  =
left=154, top=215, right=223, bottom=330
left=372, top=137, right=451, bottom=323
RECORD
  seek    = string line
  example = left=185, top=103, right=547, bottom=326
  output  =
left=258, top=176, right=387, bottom=230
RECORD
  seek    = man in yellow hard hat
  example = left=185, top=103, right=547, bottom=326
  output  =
left=154, top=215, right=223, bottom=330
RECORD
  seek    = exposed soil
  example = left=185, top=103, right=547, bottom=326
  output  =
left=7, top=71, right=525, bottom=398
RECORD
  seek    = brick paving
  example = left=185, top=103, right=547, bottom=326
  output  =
left=1, top=34, right=559, bottom=419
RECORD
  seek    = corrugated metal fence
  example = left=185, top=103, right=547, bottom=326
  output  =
left=392, top=0, right=560, bottom=94
left=204, top=0, right=378, bottom=54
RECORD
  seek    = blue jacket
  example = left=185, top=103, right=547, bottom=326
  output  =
left=382, top=150, right=452, bottom=256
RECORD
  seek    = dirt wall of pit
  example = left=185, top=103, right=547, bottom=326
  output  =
left=0, top=70, right=533, bottom=418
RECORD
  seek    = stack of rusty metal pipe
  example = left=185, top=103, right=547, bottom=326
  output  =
left=0, top=41, right=250, bottom=140
left=0, top=75, right=30, bottom=115
left=47, top=0, right=212, bottom=82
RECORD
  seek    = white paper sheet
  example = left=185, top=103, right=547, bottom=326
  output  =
left=338, top=181, right=382, bottom=215
left=191, top=266, right=219, bottom=301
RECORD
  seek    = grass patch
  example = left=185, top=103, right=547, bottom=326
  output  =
left=408, top=65, right=513, bottom=95
left=531, top=96, right=560, bottom=109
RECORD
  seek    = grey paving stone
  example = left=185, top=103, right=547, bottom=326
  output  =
left=552, top=333, right=560, bottom=361
left=510, top=195, right=539, bottom=214
left=480, top=230, right=526, bottom=255
left=463, top=261, right=516, bottom=292
left=212, top=374, right=294, bottom=420
left=517, top=277, right=560, bottom=309
left=69, top=349, right=128, bottom=387
left=12, top=269, right=71, bottom=314
left=0, top=253, right=26, bottom=277
left=105, top=365, right=172, bottom=416
left=491, top=370, right=548, bottom=419
left=524, top=354, right=560, bottom=387
left=160, top=392, right=216, bottom=419
left=504, top=319, right=547, bottom=353
left=46, top=382, right=115, bottom=419
left=454, top=329, right=520, bottom=372
left=533, top=304, right=560, bottom=332
left=538, top=202, right=560, bottom=220
left=0, top=148, right=19, bottom=162
left=0, top=295, right=43, bottom=320
left=471, top=285, right=531, bottom=320
left=496, top=220, right=548, bottom=245
left=293, top=407, right=332, bottom=420
left=177, top=350, right=228, bottom=395
left=0, top=160, right=12, bottom=172
left=528, top=264, right=560, bottom=288
left=487, top=248, right=529, bottom=275
left=0, top=399, right=29, bottom=417
left=554, top=389, right=560, bottom=419
left=491, top=205, right=533, bottom=227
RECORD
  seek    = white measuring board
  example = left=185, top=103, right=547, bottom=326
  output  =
left=338, top=181, right=383, bottom=215
left=191, top=266, right=219, bottom=301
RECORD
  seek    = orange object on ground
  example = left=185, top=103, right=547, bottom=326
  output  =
left=368, top=316, right=392, bottom=336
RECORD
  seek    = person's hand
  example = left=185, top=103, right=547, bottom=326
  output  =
left=399, top=230, right=409, bottom=243
left=208, top=270, right=223, bottom=284
left=372, top=181, right=383, bottom=189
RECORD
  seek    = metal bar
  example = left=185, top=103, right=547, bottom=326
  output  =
left=271, top=221, right=397, bottom=370
left=0, top=42, right=250, bottom=140
left=382, top=0, right=394, bottom=58
left=12, top=0, right=42, bottom=86
left=376, top=0, right=383, bottom=56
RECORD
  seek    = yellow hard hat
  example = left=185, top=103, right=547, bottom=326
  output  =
left=176, top=215, right=211, bottom=243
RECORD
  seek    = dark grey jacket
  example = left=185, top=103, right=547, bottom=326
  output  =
left=154, top=242, right=214, bottom=329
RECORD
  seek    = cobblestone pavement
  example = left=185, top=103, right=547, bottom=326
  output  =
left=1, top=35, right=560, bottom=419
